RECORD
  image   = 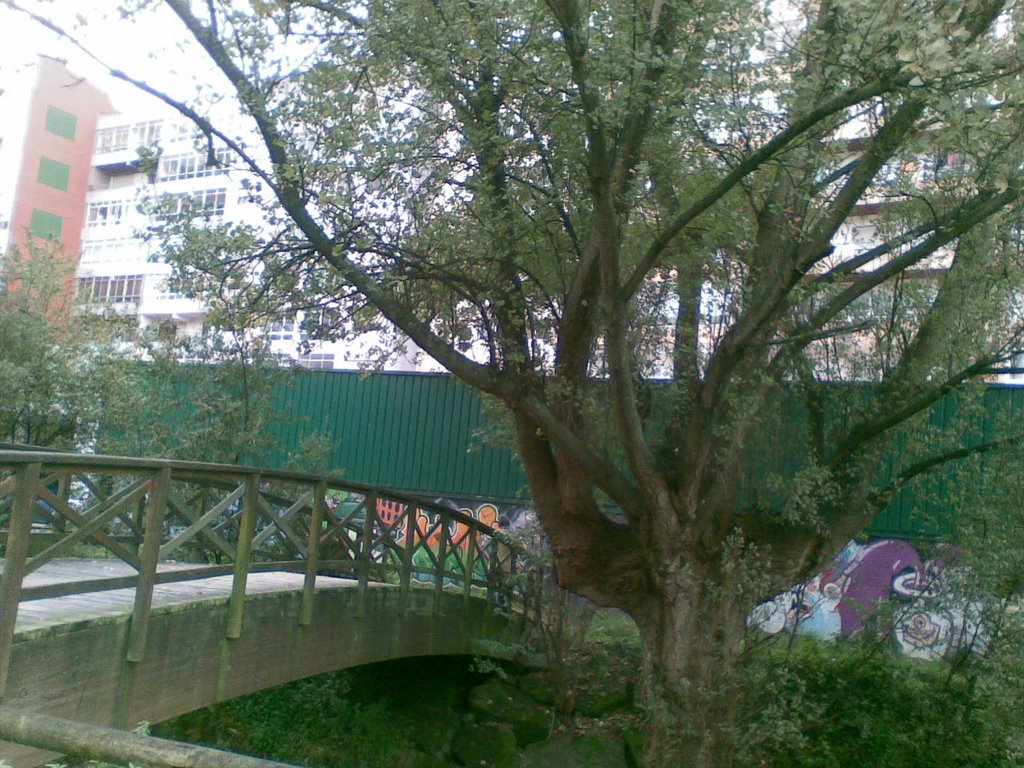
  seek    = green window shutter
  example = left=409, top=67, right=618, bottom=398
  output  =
left=45, top=106, right=77, bottom=140
left=30, top=209, right=63, bottom=240
left=38, top=157, right=70, bottom=190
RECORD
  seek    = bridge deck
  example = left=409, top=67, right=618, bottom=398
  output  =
left=6, top=558, right=357, bottom=637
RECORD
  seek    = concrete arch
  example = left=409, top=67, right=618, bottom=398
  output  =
left=3, top=586, right=519, bottom=768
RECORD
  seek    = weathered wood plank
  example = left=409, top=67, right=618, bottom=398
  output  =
left=0, top=463, right=40, bottom=700
left=127, top=469, right=170, bottom=662
left=0, top=706, right=299, bottom=768
left=25, top=478, right=151, bottom=575
left=160, top=484, right=245, bottom=560
left=225, top=476, right=259, bottom=639
left=300, top=483, right=326, bottom=626
left=32, top=486, right=140, bottom=568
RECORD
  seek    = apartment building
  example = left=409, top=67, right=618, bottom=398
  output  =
left=0, top=57, right=431, bottom=370
left=78, top=111, right=241, bottom=339
left=0, top=56, right=112, bottom=303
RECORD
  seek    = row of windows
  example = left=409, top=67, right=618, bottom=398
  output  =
left=156, top=188, right=227, bottom=220
left=95, top=119, right=163, bottom=153
left=159, top=149, right=231, bottom=181
left=80, top=239, right=143, bottom=263
left=76, top=274, right=145, bottom=305
left=297, top=353, right=335, bottom=370
left=34, top=106, right=76, bottom=240
left=86, top=200, right=129, bottom=228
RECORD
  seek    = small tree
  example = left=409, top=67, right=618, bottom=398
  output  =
left=0, top=242, right=120, bottom=447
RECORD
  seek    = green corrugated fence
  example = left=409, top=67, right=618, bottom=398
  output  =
left=116, top=367, right=1024, bottom=540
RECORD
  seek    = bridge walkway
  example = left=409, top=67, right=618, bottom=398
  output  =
left=0, top=450, right=534, bottom=768
left=7, top=559, right=357, bottom=636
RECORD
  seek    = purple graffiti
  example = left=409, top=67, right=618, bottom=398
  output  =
left=750, top=538, right=984, bottom=660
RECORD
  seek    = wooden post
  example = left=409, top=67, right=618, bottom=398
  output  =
left=355, top=493, right=376, bottom=616
left=357, top=493, right=376, bottom=591
left=126, top=468, right=171, bottom=662
left=55, top=471, right=71, bottom=532
left=432, top=514, right=449, bottom=614
left=226, top=475, right=259, bottom=640
left=462, top=522, right=476, bottom=605
left=399, top=505, right=416, bottom=611
left=0, top=706, right=300, bottom=768
left=485, top=537, right=498, bottom=610
left=300, top=482, right=326, bottom=626
left=0, top=462, right=40, bottom=701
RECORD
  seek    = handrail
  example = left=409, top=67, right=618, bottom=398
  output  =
left=0, top=449, right=532, bottom=698
left=0, top=450, right=492, bottom=529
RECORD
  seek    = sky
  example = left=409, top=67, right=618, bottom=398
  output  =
left=0, top=1, right=210, bottom=115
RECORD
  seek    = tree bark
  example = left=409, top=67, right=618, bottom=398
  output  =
left=635, top=562, right=749, bottom=768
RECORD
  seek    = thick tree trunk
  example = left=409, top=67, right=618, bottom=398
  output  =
left=636, top=567, right=748, bottom=768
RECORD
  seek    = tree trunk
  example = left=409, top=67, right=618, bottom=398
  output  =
left=636, top=567, right=748, bottom=768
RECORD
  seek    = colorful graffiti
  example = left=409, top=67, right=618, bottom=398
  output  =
left=407, top=501, right=510, bottom=584
left=750, top=538, right=987, bottom=660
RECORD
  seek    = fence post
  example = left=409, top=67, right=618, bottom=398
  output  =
left=126, top=468, right=170, bottom=662
left=0, top=462, right=40, bottom=701
left=432, top=514, right=449, bottom=614
left=300, top=481, right=326, bottom=626
left=399, top=505, right=416, bottom=611
left=55, top=471, right=71, bottom=532
left=485, top=537, right=498, bottom=611
left=355, top=493, right=377, bottom=617
left=462, top=522, right=476, bottom=606
left=226, top=474, right=260, bottom=639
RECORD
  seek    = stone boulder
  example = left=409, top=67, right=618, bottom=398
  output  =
left=521, top=732, right=629, bottom=768
left=468, top=678, right=552, bottom=745
left=449, top=723, right=519, bottom=768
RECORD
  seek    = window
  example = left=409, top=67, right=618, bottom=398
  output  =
left=30, top=209, right=63, bottom=239
left=169, top=121, right=200, bottom=143
left=268, top=317, right=296, bottom=341
left=45, top=106, right=77, bottom=140
left=195, top=188, right=226, bottom=217
left=298, top=353, right=335, bottom=370
left=76, top=274, right=144, bottom=305
left=38, top=157, right=70, bottom=191
left=132, top=120, right=162, bottom=147
left=156, top=188, right=227, bottom=220
left=158, top=149, right=230, bottom=181
left=80, top=239, right=145, bottom=263
left=96, top=125, right=130, bottom=153
left=153, top=279, right=186, bottom=301
left=86, top=200, right=128, bottom=227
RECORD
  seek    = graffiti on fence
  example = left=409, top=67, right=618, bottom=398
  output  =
left=750, top=538, right=987, bottom=660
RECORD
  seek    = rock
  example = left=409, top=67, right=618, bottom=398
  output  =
left=408, top=749, right=455, bottom=768
left=521, top=732, right=629, bottom=768
left=468, top=678, right=552, bottom=745
left=449, top=723, right=519, bottom=768
left=572, top=650, right=635, bottom=717
left=621, top=728, right=645, bottom=768
left=402, top=708, right=458, bottom=754
left=514, top=671, right=555, bottom=706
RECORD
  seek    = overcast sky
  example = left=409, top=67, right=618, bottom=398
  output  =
left=0, top=1, right=208, bottom=114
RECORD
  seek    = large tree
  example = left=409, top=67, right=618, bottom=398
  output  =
left=15, top=0, right=1024, bottom=763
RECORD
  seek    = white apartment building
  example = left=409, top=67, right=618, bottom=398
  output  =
left=79, top=114, right=216, bottom=338
left=76, top=109, right=432, bottom=371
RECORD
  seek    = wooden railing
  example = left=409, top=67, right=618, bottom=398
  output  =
left=0, top=450, right=531, bottom=698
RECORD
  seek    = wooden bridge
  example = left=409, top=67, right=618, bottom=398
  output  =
left=0, top=450, right=533, bottom=768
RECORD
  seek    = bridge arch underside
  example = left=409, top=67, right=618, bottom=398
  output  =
left=2, top=587, right=519, bottom=768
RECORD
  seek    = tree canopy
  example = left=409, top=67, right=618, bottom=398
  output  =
left=13, top=0, right=1024, bottom=763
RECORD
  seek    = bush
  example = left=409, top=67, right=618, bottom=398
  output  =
left=738, top=637, right=1024, bottom=768
left=158, top=670, right=409, bottom=768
